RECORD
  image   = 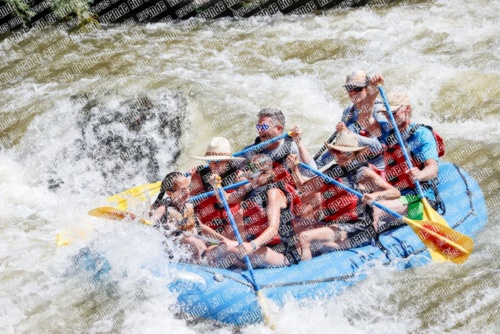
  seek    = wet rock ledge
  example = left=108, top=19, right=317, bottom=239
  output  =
left=1, top=0, right=370, bottom=36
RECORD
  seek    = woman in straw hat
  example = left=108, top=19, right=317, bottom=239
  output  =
left=286, top=131, right=400, bottom=260
left=189, top=137, right=247, bottom=242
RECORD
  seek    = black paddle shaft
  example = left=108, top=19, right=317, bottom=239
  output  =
left=313, top=132, right=337, bottom=160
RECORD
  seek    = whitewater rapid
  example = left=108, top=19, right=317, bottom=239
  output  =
left=0, top=0, right=499, bottom=332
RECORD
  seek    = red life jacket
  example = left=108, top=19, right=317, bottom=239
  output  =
left=384, top=124, right=445, bottom=191
left=317, top=164, right=384, bottom=223
left=318, top=164, right=362, bottom=223
left=194, top=190, right=240, bottom=232
left=270, top=161, right=296, bottom=189
left=320, top=181, right=359, bottom=223
left=241, top=182, right=300, bottom=246
left=193, top=167, right=239, bottom=235
left=426, top=125, right=446, bottom=157
left=251, top=136, right=296, bottom=189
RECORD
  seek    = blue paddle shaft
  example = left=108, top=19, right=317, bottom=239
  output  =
left=185, top=133, right=290, bottom=177
left=298, top=162, right=403, bottom=220
left=188, top=180, right=249, bottom=203
left=216, top=185, right=261, bottom=292
left=378, top=86, right=425, bottom=198
left=233, top=133, right=289, bottom=157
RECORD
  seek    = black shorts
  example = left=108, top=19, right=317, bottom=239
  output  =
left=269, top=240, right=301, bottom=265
left=337, top=222, right=376, bottom=248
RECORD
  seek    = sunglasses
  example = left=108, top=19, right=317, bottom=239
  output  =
left=379, top=105, right=404, bottom=115
left=255, top=123, right=277, bottom=132
left=245, top=162, right=271, bottom=178
left=246, top=170, right=264, bottom=179
left=345, top=86, right=366, bottom=93
left=209, top=160, right=222, bottom=164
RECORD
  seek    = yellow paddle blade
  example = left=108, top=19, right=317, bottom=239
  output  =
left=402, top=217, right=474, bottom=264
left=88, top=206, right=153, bottom=226
left=56, top=232, right=70, bottom=246
left=421, top=198, right=449, bottom=228
left=420, top=198, right=450, bottom=262
left=106, top=182, right=161, bottom=210
left=56, top=207, right=152, bottom=247
left=56, top=228, right=89, bottom=247
left=257, top=290, right=276, bottom=330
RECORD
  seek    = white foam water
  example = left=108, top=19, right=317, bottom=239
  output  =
left=1, top=0, right=499, bottom=332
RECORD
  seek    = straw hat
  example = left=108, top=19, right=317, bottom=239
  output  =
left=325, top=132, right=369, bottom=153
left=193, top=137, right=245, bottom=161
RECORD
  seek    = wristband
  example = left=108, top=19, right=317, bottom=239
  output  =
left=250, top=241, right=258, bottom=251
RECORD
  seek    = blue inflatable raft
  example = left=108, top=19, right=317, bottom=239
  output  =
left=75, top=162, right=487, bottom=326
left=163, top=162, right=487, bottom=326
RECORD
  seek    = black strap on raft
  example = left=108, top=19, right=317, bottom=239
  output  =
left=429, top=180, right=446, bottom=215
left=372, top=235, right=393, bottom=264
left=259, top=273, right=357, bottom=288
left=451, top=163, right=476, bottom=228
left=192, top=265, right=357, bottom=288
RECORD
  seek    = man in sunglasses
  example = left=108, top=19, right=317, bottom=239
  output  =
left=316, top=70, right=385, bottom=171
left=243, top=107, right=317, bottom=188
left=341, top=70, right=386, bottom=134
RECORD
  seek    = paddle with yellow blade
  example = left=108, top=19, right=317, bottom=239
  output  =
left=56, top=181, right=251, bottom=246
left=55, top=228, right=89, bottom=247
left=88, top=206, right=153, bottom=225
left=299, top=162, right=473, bottom=264
left=87, top=206, right=222, bottom=244
left=106, top=182, right=161, bottom=210
left=105, top=132, right=293, bottom=210
left=378, top=85, right=452, bottom=261
left=213, top=176, right=275, bottom=328
left=55, top=207, right=153, bottom=246
left=91, top=179, right=250, bottom=226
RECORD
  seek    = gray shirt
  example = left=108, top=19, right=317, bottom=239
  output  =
left=243, top=138, right=317, bottom=175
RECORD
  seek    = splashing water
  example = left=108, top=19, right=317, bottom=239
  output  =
left=1, top=0, right=499, bottom=332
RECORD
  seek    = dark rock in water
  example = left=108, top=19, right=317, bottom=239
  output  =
left=0, top=0, right=369, bottom=38
left=83, top=90, right=185, bottom=182
left=44, top=89, right=188, bottom=195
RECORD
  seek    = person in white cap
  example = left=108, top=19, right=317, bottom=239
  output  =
left=285, top=131, right=400, bottom=260
left=316, top=70, right=386, bottom=171
left=189, top=137, right=247, bottom=240
left=358, top=87, right=443, bottom=232
left=340, top=70, right=386, bottom=137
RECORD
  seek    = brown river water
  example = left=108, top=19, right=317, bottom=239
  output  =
left=0, top=0, right=499, bottom=332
